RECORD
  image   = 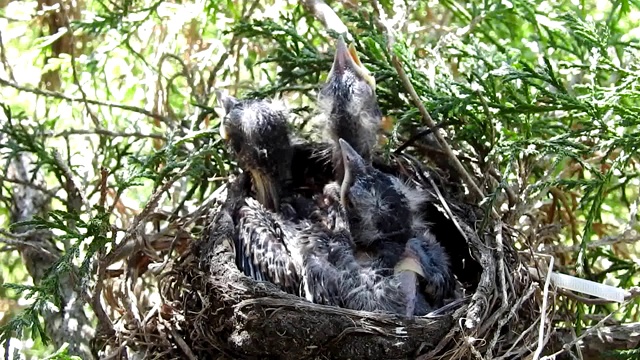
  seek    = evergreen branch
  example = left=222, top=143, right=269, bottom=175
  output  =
left=51, top=129, right=166, bottom=140
left=0, top=77, right=172, bottom=124
left=374, top=14, right=486, bottom=201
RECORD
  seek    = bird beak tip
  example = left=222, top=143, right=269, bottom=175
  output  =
left=219, top=122, right=228, bottom=140
left=331, top=37, right=351, bottom=73
left=338, top=139, right=367, bottom=182
left=394, top=256, right=426, bottom=278
left=329, top=38, right=376, bottom=89
left=338, top=139, right=358, bottom=161
left=215, top=90, right=238, bottom=116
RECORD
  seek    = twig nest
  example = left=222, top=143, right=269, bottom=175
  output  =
left=156, top=141, right=534, bottom=359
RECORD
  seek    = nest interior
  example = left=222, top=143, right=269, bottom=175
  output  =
left=152, top=141, right=537, bottom=360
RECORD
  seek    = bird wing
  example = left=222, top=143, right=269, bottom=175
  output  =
left=236, top=197, right=302, bottom=295
left=406, top=232, right=457, bottom=308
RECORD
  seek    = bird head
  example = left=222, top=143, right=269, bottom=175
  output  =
left=216, top=92, right=293, bottom=211
left=337, top=138, right=413, bottom=246
left=326, top=37, right=376, bottom=89
left=318, top=37, right=382, bottom=175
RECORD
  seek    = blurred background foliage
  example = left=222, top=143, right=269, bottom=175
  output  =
left=1, top=0, right=640, bottom=358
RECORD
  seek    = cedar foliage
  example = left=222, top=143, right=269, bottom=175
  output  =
left=0, top=0, right=639, bottom=358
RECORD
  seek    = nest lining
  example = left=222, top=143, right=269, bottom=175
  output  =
left=120, top=141, right=541, bottom=360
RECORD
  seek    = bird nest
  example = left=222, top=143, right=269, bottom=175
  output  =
left=126, top=140, right=541, bottom=360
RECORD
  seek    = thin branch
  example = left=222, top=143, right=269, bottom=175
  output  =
left=0, top=31, right=16, bottom=83
left=0, top=77, right=172, bottom=124
left=301, top=0, right=350, bottom=38
left=104, top=167, right=190, bottom=266
left=0, top=236, right=48, bottom=251
left=546, top=302, right=638, bottom=359
left=64, top=14, right=101, bottom=128
left=206, top=0, right=261, bottom=95
left=51, top=149, right=91, bottom=213
left=533, top=255, right=554, bottom=360
left=370, top=1, right=485, bottom=203
left=541, top=232, right=640, bottom=254
left=91, top=167, right=114, bottom=337
left=51, top=128, right=166, bottom=140
left=0, top=174, right=63, bottom=202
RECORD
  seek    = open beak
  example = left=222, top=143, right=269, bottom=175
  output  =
left=348, top=43, right=376, bottom=88
left=328, top=37, right=376, bottom=89
left=219, top=119, right=228, bottom=140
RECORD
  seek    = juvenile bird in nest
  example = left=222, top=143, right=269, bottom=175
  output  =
left=231, top=135, right=455, bottom=315
left=234, top=196, right=348, bottom=295
left=321, top=139, right=457, bottom=310
left=216, top=92, right=294, bottom=213
left=317, top=36, right=382, bottom=181
left=328, top=139, right=425, bottom=260
left=234, top=169, right=443, bottom=316
left=214, top=93, right=344, bottom=293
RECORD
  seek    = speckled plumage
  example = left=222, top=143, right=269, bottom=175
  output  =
left=304, top=239, right=429, bottom=315
left=235, top=197, right=344, bottom=297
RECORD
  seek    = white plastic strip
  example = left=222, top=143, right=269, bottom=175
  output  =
left=550, top=271, right=626, bottom=303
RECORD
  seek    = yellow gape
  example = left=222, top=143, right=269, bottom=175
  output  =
left=348, top=43, right=376, bottom=89
left=219, top=116, right=228, bottom=141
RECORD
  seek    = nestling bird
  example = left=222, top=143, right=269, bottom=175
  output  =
left=303, top=230, right=453, bottom=316
left=215, top=93, right=347, bottom=295
left=216, top=92, right=293, bottom=212
left=235, top=184, right=441, bottom=316
left=317, top=37, right=382, bottom=181
left=336, top=138, right=425, bottom=251
left=333, top=138, right=457, bottom=309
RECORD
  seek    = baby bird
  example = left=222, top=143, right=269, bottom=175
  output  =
left=217, top=92, right=293, bottom=212
left=303, top=231, right=453, bottom=316
left=337, top=139, right=423, bottom=253
left=334, top=138, right=456, bottom=309
left=317, top=37, right=383, bottom=181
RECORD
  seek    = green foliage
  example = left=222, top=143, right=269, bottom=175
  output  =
left=1, top=0, right=640, bottom=357
left=233, top=0, right=640, bottom=329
